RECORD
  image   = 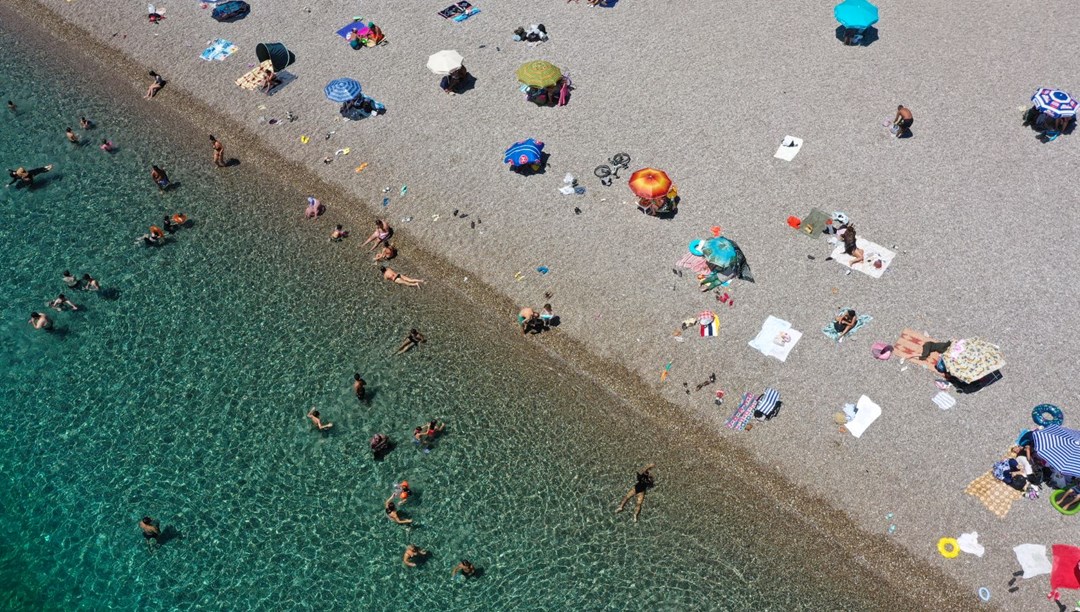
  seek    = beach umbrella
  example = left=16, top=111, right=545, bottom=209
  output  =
left=834, top=0, right=879, bottom=30
left=1032, top=426, right=1080, bottom=478
left=628, top=168, right=672, bottom=200
left=941, top=338, right=1005, bottom=383
left=504, top=138, right=544, bottom=167
left=255, top=42, right=296, bottom=72
left=427, top=50, right=464, bottom=76
left=1032, top=88, right=1078, bottom=118
left=324, top=78, right=363, bottom=103
left=689, top=236, right=754, bottom=282
left=516, top=61, right=562, bottom=88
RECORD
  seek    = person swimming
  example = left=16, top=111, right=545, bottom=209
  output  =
left=79, top=116, right=94, bottom=129
left=7, top=164, right=54, bottom=188
left=451, top=559, right=476, bottom=579
left=48, top=294, right=79, bottom=312
left=394, top=480, right=412, bottom=504
left=62, top=270, right=80, bottom=289
left=28, top=312, right=52, bottom=330
left=395, top=329, right=426, bottom=355
left=81, top=274, right=100, bottom=291
left=384, top=495, right=413, bottom=525
left=306, top=408, right=333, bottom=431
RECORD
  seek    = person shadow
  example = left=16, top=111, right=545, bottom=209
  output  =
left=456, top=73, right=477, bottom=95
left=224, top=158, right=241, bottom=168
left=156, top=525, right=183, bottom=546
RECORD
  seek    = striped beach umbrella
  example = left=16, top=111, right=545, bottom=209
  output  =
left=941, top=338, right=1005, bottom=383
left=1032, top=88, right=1078, bottom=118
left=324, top=78, right=363, bottom=103
left=1032, top=425, right=1080, bottom=478
left=504, top=138, right=544, bottom=166
left=628, top=168, right=672, bottom=200
left=834, top=0, right=878, bottom=29
left=516, top=61, right=562, bottom=88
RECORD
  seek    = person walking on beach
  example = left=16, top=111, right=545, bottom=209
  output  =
left=65, top=128, right=80, bottom=144
left=352, top=373, right=367, bottom=403
left=403, top=544, right=428, bottom=567
left=396, top=329, right=426, bottom=355
left=306, top=408, right=333, bottom=431
left=145, top=71, right=166, bottom=99
left=210, top=134, right=226, bottom=167
left=28, top=312, right=52, bottom=330
left=139, top=516, right=161, bottom=552
left=893, top=105, right=913, bottom=138
left=380, top=266, right=424, bottom=288
left=384, top=495, right=413, bottom=525
left=615, top=464, right=656, bottom=522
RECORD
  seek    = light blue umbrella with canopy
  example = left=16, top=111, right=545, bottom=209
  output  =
left=834, top=0, right=879, bottom=30
left=324, top=78, right=363, bottom=103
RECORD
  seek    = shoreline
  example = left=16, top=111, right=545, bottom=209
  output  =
left=7, top=0, right=1048, bottom=608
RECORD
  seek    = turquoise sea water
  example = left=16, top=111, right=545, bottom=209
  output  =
left=0, top=12, right=920, bottom=611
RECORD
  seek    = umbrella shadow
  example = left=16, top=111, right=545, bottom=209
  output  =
left=510, top=152, right=549, bottom=176
left=456, top=73, right=477, bottom=94
left=834, top=25, right=879, bottom=47
left=265, top=72, right=297, bottom=97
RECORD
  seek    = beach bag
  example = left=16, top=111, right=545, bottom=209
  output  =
left=871, top=342, right=892, bottom=360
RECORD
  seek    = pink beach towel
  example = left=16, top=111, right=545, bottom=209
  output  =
left=675, top=253, right=710, bottom=274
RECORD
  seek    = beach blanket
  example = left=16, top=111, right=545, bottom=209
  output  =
left=893, top=329, right=940, bottom=369
left=821, top=308, right=872, bottom=341
left=674, top=253, right=710, bottom=275
left=1051, top=544, right=1080, bottom=594
left=439, top=1, right=479, bottom=20
left=774, top=135, right=803, bottom=161
left=200, top=38, right=237, bottom=62
left=966, top=470, right=1024, bottom=518
left=336, top=21, right=371, bottom=39
left=698, top=311, right=719, bottom=337
left=724, top=392, right=757, bottom=431
left=799, top=208, right=830, bottom=238
left=1013, top=544, right=1052, bottom=579
left=845, top=395, right=881, bottom=438
left=748, top=316, right=801, bottom=362
left=235, top=60, right=273, bottom=90
left=830, top=238, right=895, bottom=278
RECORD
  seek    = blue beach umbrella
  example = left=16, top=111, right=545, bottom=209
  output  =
left=1032, top=88, right=1078, bottom=118
left=504, top=138, right=544, bottom=167
left=834, top=0, right=879, bottom=30
left=324, top=78, right=363, bottom=103
left=1032, top=425, right=1080, bottom=478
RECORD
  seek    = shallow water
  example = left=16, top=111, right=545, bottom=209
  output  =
left=0, top=11, right=923, bottom=611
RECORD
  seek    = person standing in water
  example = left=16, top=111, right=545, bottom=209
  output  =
left=403, top=544, right=428, bottom=567
left=150, top=165, right=170, bottom=191
left=81, top=274, right=100, bottom=291
left=352, top=373, right=367, bottom=403
left=451, top=559, right=476, bottom=579
left=210, top=134, right=226, bottom=167
left=139, top=516, right=161, bottom=552
left=615, top=464, right=656, bottom=522
left=65, top=127, right=80, bottom=144
left=62, top=270, right=80, bottom=290
left=28, top=312, right=52, bottom=330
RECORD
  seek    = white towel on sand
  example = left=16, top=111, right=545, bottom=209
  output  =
left=830, top=238, right=896, bottom=279
left=1013, top=544, right=1051, bottom=579
left=845, top=395, right=881, bottom=438
left=774, top=136, right=803, bottom=161
left=748, top=316, right=802, bottom=362
left=958, top=532, right=985, bottom=557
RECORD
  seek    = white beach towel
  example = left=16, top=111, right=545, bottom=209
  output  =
left=957, top=532, right=985, bottom=557
left=932, top=391, right=955, bottom=410
left=845, top=395, right=881, bottom=438
left=1013, top=544, right=1051, bottom=579
left=830, top=238, right=896, bottom=278
left=748, top=316, right=802, bottom=362
left=774, top=136, right=803, bottom=161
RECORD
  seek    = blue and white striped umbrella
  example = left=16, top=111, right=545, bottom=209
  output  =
left=1032, top=88, right=1078, bottom=118
left=503, top=138, right=544, bottom=167
left=1032, top=425, right=1080, bottom=478
left=324, top=78, right=363, bottom=103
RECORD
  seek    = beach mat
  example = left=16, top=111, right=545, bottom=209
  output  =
left=774, top=136, right=803, bottom=161
left=674, top=252, right=710, bottom=274
left=830, top=238, right=895, bottom=278
left=845, top=395, right=881, bottom=438
left=748, top=316, right=801, bottom=362
left=235, top=60, right=273, bottom=90
left=336, top=21, right=371, bottom=39
left=200, top=38, right=237, bottom=62
left=965, top=470, right=1024, bottom=518
left=893, top=329, right=940, bottom=369
left=724, top=392, right=757, bottom=431
left=799, top=208, right=830, bottom=238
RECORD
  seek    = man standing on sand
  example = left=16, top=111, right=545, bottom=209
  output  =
left=615, top=464, right=655, bottom=522
left=893, top=105, right=913, bottom=138
left=210, top=134, right=226, bottom=167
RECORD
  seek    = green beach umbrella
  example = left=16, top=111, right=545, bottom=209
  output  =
left=516, top=61, right=562, bottom=88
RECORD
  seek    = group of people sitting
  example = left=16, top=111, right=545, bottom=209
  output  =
left=345, top=22, right=385, bottom=49
left=993, top=431, right=1080, bottom=512
left=1022, top=106, right=1074, bottom=141
left=524, top=77, right=571, bottom=107
left=137, top=213, right=189, bottom=247
left=518, top=304, right=557, bottom=335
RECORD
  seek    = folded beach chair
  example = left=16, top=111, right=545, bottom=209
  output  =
left=236, top=60, right=273, bottom=90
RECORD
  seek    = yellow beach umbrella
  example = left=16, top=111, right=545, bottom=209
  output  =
left=516, top=60, right=562, bottom=88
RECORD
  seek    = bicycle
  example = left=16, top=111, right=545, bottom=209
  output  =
left=593, top=152, right=631, bottom=186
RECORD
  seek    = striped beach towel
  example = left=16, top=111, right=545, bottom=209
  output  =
left=724, top=392, right=757, bottom=431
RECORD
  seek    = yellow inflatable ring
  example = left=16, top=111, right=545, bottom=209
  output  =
left=937, top=537, right=959, bottom=559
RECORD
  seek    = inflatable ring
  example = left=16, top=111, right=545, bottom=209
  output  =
left=688, top=240, right=704, bottom=257
left=978, top=587, right=991, bottom=602
left=1033, top=404, right=1064, bottom=427
left=937, top=537, right=960, bottom=559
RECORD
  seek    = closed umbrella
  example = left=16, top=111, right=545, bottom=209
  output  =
left=941, top=338, right=1005, bottom=383
left=1032, top=426, right=1080, bottom=478
left=1032, top=88, right=1078, bottom=118
left=325, top=78, right=362, bottom=103
left=834, top=0, right=879, bottom=29
left=628, top=168, right=672, bottom=200
left=427, top=50, right=464, bottom=76
left=516, top=61, right=562, bottom=88
left=504, top=138, right=544, bottom=167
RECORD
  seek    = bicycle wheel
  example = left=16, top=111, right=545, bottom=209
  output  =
left=610, top=153, right=630, bottom=169
left=593, top=165, right=612, bottom=179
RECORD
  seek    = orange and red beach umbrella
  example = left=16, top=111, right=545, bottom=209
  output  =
left=628, top=168, right=672, bottom=199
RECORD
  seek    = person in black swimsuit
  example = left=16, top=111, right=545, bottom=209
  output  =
left=615, top=464, right=656, bottom=522
left=384, top=495, right=413, bottom=525
left=139, top=516, right=161, bottom=552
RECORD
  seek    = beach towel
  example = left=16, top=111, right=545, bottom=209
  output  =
left=799, top=208, right=830, bottom=238
left=1050, top=544, right=1080, bottom=594
left=748, top=316, right=801, bottom=362
left=774, top=135, right=803, bottom=161
left=966, top=470, right=1024, bottom=518
left=1013, top=544, right=1051, bottom=579
left=336, top=21, right=371, bottom=39
left=235, top=60, right=273, bottom=90
left=674, top=253, right=710, bottom=275
left=893, top=329, right=940, bottom=369
left=844, top=395, right=881, bottom=438
left=821, top=308, right=872, bottom=341
left=932, top=391, right=956, bottom=410
left=957, top=532, right=985, bottom=557
left=754, top=387, right=781, bottom=419
left=200, top=38, right=237, bottom=62
left=724, top=392, right=757, bottom=431
left=698, top=311, right=719, bottom=337
left=830, top=238, right=895, bottom=278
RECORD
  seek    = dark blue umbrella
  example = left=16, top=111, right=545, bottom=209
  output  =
left=325, top=78, right=363, bottom=103
left=504, top=138, right=544, bottom=166
left=1033, top=425, right=1080, bottom=478
left=1032, top=88, right=1078, bottom=118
